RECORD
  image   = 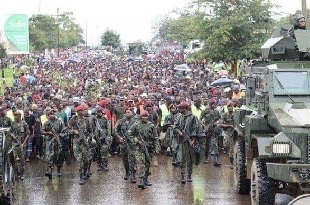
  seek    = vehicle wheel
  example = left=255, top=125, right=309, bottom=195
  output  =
left=233, top=138, right=250, bottom=194
left=251, top=158, right=275, bottom=205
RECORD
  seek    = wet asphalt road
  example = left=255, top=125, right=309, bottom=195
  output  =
left=15, top=155, right=251, bottom=205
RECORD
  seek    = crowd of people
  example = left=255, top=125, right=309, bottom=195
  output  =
left=0, top=48, right=247, bottom=189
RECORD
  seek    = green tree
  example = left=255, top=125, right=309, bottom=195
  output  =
left=100, top=29, right=121, bottom=49
left=0, top=44, right=6, bottom=69
left=29, top=12, right=84, bottom=52
left=155, top=0, right=275, bottom=61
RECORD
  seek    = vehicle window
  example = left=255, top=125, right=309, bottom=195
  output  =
left=273, top=71, right=309, bottom=95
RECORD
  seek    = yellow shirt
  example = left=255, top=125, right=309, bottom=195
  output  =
left=191, top=104, right=206, bottom=119
left=6, top=109, right=24, bottom=121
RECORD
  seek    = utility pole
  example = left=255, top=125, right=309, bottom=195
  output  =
left=85, top=21, right=88, bottom=50
left=302, top=0, right=307, bottom=17
left=57, top=8, right=60, bottom=57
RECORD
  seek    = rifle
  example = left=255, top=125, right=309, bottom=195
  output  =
left=120, top=129, right=130, bottom=151
left=137, top=132, right=151, bottom=162
left=95, top=119, right=108, bottom=144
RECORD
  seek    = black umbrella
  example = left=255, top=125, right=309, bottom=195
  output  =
left=211, top=77, right=234, bottom=87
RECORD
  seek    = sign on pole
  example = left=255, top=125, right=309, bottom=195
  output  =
left=0, top=14, right=29, bottom=54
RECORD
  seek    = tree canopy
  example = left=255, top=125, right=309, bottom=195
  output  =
left=154, top=0, right=276, bottom=61
left=29, top=12, right=84, bottom=52
left=100, top=29, right=121, bottom=49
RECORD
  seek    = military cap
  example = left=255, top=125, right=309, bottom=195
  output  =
left=227, top=101, right=234, bottom=107
left=178, top=101, right=189, bottom=109
left=140, top=111, right=149, bottom=117
left=98, top=100, right=109, bottom=107
left=75, top=105, right=85, bottom=112
left=145, top=100, right=153, bottom=107
left=209, top=98, right=217, bottom=105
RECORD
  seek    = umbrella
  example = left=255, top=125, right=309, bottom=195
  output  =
left=211, top=77, right=234, bottom=87
left=218, top=70, right=228, bottom=77
left=174, top=64, right=191, bottom=72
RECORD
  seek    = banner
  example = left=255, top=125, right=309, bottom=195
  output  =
left=0, top=14, right=29, bottom=54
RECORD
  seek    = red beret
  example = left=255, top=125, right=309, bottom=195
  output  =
left=178, top=102, right=189, bottom=109
left=209, top=98, right=217, bottom=105
left=140, top=111, right=149, bottom=117
left=75, top=105, right=85, bottom=112
left=145, top=100, right=153, bottom=107
left=98, top=100, right=108, bottom=107
left=227, top=101, right=234, bottom=107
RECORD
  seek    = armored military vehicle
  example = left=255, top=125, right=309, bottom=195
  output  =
left=0, top=128, right=16, bottom=204
left=233, top=29, right=310, bottom=205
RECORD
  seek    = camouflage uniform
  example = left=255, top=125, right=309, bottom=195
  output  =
left=10, top=120, right=30, bottom=180
left=162, top=112, right=182, bottom=164
left=94, top=114, right=110, bottom=171
left=42, top=117, right=64, bottom=178
left=115, top=115, right=137, bottom=181
left=200, top=106, right=221, bottom=166
left=127, top=118, right=158, bottom=188
left=174, top=111, right=199, bottom=183
left=220, top=109, right=235, bottom=168
left=0, top=115, right=12, bottom=128
left=68, top=115, right=91, bottom=184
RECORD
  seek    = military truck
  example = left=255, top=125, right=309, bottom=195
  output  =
left=0, top=128, right=16, bottom=204
left=233, top=29, right=310, bottom=205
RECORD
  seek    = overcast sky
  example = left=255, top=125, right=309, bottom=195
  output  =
left=1, top=0, right=302, bottom=45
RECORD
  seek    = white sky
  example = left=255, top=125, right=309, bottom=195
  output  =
left=0, top=0, right=303, bottom=45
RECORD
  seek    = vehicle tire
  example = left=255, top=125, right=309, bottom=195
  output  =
left=251, top=158, right=275, bottom=205
left=233, top=138, right=250, bottom=194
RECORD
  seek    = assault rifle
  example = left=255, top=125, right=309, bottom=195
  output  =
left=95, top=120, right=108, bottom=144
left=137, top=133, right=151, bottom=162
left=121, top=130, right=130, bottom=151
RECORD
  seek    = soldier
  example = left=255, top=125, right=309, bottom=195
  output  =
left=94, top=107, right=110, bottom=172
left=162, top=104, right=181, bottom=166
left=127, top=111, right=159, bottom=189
left=9, top=111, right=30, bottom=180
left=41, top=107, right=64, bottom=179
left=0, top=106, right=12, bottom=128
left=174, top=102, right=200, bottom=184
left=201, top=98, right=221, bottom=167
left=219, top=101, right=235, bottom=169
left=144, top=100, right=159, bottom=167
left=68, top=105, right=91, bottom=185
left=115, top=108, right=136, bottom=181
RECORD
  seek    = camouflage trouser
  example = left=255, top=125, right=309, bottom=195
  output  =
left=12, top=142, right=25, bottom=175
left=134, top=147, right=152, bottom=179
left=98, top=142, right=109, bottom=163
left=197, top=137, right=206, bottom=161
left=209, top=127, right=221, bottom=155
left=119, top=143, right=129, bottom=173
left=180, top=141, right=195, bottom=174
left=45, top=139, right=61, bottom=168
left=128, top=146, right=136, bottom=173
left=226, top=133, right=234, bottom=158
left=73, top=142, right=89, bottom=172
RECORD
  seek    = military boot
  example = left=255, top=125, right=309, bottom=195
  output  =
left=45, top=167, right=52, bottom=179
left=181, top=173, right=186, bottom=184
left=57, top=166, right=62, bottom=177
left=187, top=172, right=193, bottom=182
left=102, top=161, right=109, bottom=172
left=79, top=173, right=86, bottom=185
left=124, top=171, right=130, bottom=180
left=130, top=171, right=136, bottom=183
left=86, top=164, right=92, bottom=178
left=137, top=178, right=145, bottom=189
left=214, top=154, right=221, bottom=167
left=229, top=157, right=234, bottom=169
left=204, top=154, right=209, bottom=164
left=144, top=176, right=152, bottom=186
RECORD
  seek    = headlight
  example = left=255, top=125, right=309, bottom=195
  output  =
left=272, top=143, right=290, bottom=154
